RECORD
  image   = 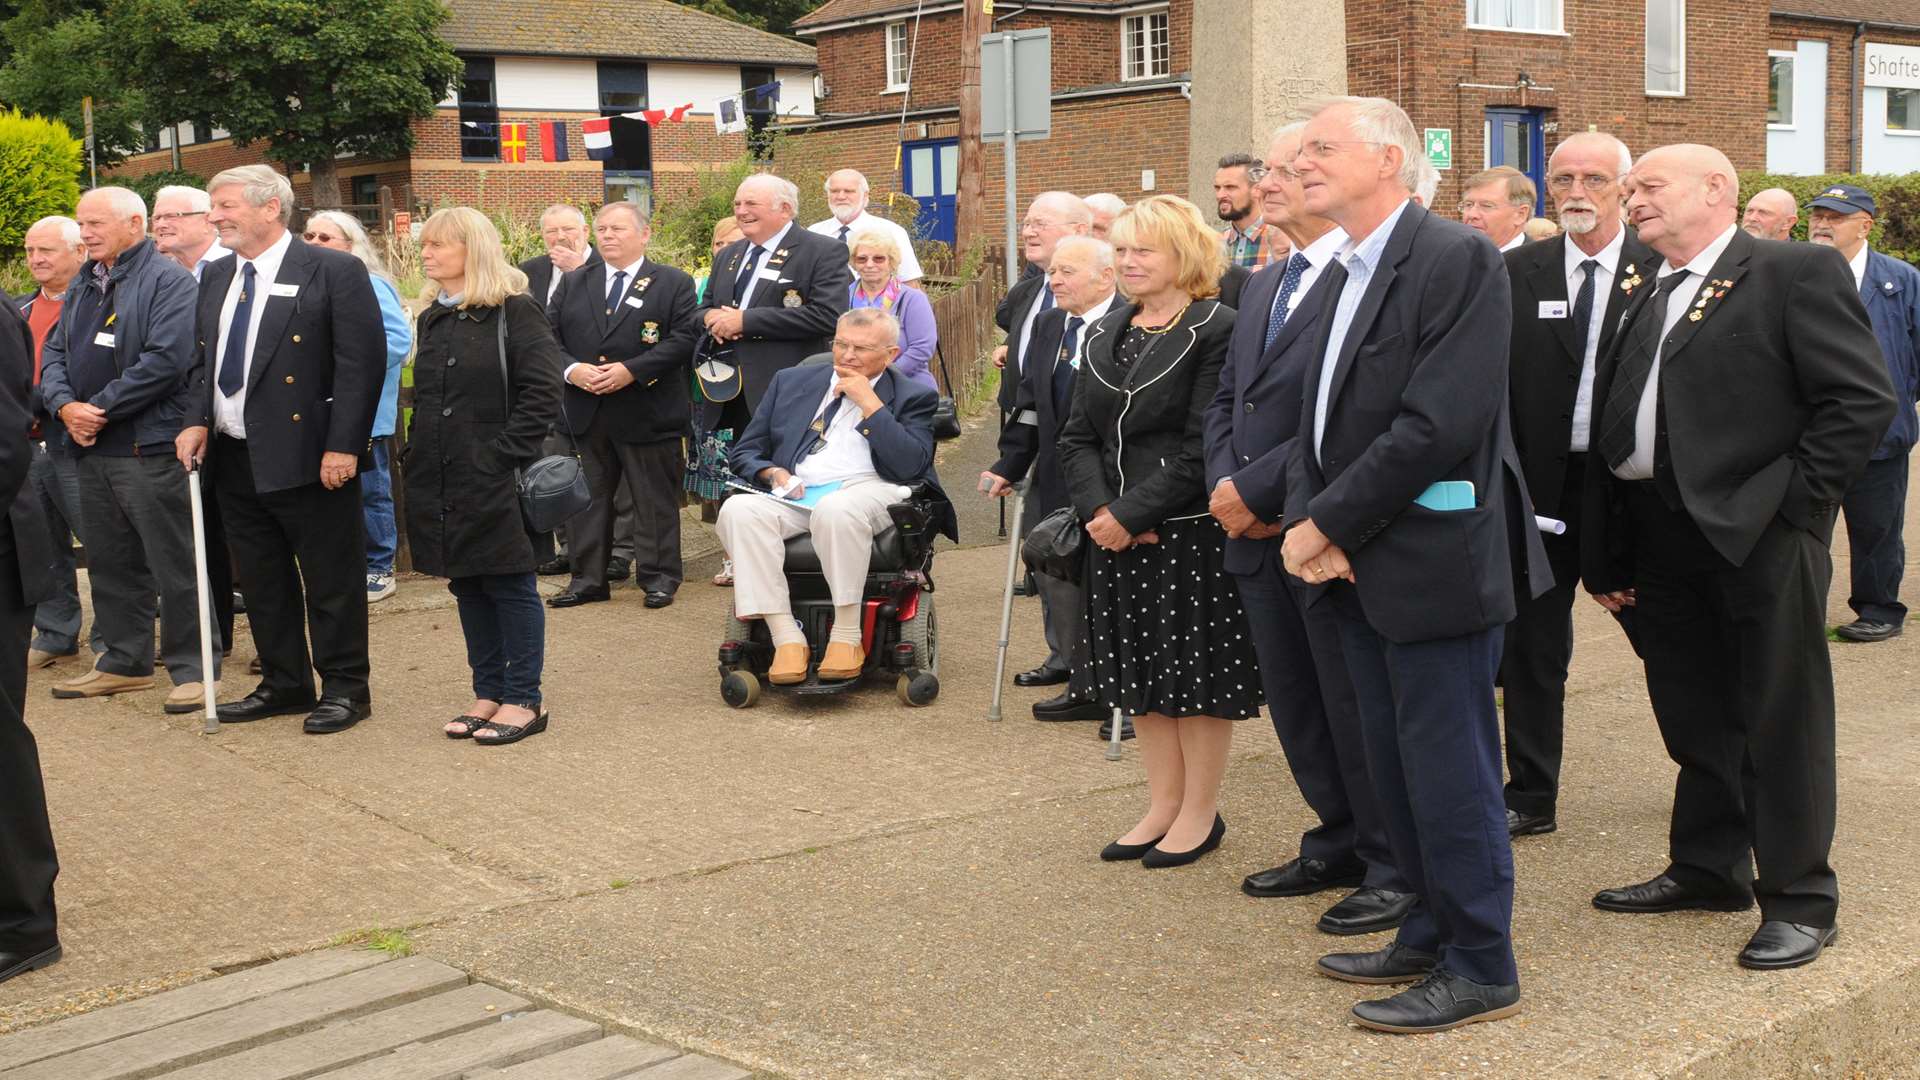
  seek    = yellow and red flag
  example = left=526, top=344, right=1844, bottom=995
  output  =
left=499, top=122, right=529, bottom=164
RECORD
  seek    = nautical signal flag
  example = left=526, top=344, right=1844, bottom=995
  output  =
left=581, top=116, right=614, bottom=160
left=538, top=120, right=568, bottom=162
left=499, top=122, right=529, bottom=164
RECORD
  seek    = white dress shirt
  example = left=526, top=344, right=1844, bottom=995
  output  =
left=1013, top=277, right=1054, bottom=377
left=1612, top=223, right=1739, bottom=480
left=809, top=211, right=924, bottom=281
left=563, top=257, right=646, bottom=381
left=1314, top=199, right=1413, bottom=461
left=794, top=374, right=885, bottom=488
left=544, top=260, right=567, bottom=306
left=1500, top=232, right=1526, bottom=253
left=212, top=229, right=294, bottom=439
left=1275, top=225, right=1349, bottom=324
left=1564, top=227, right=1626, bottom=452
left=1849, top=244, right=1870, bottom=294
left=736, top=221, right=794, bottom=309
left=1061, top=293, right=1116, bottom=371
left=192, top=239, right=231, bottom=283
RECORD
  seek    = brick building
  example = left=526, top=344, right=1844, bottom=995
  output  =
left=110, top=0, right=818, bottom=224
left=1767, top=0, right=1920, bottom=175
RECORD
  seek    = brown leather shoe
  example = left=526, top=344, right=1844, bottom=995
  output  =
left=817, top=641, right=865, bottom=681
left=768, top=643, right=811, bottom=685
left=51, top=668, right=156, bottom=699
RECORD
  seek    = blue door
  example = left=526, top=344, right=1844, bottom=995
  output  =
left=902, top=138, right=958, bottom=245
left=1484, top=108, right=1546, bottom=214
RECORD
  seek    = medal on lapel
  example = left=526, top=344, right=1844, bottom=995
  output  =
left=642, top=321, right=660, bottom=344
left=633, top=276, right=652, bottom=295
left=1620, top=263, right=1643, bottom=293
left=783, top=289, right=803, bottom=308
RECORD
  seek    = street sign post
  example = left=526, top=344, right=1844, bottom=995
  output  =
left=82, top=96, right=96, bottom=188
left=981, top=29, right=1051, bottom=284
left=1424, top=128, right=1452, bottom=171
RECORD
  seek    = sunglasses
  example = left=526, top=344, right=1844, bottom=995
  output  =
left=302, top=231, right=342, bottom=243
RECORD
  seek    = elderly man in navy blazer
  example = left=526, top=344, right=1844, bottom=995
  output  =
left=718, top=309, right=956, bottom=688
left=1203, top=119, right=1410, bottom=939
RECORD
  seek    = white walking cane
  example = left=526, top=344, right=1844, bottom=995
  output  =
left=986, top=489, right=1026, bottom=722
left=1105, top=707, right=1126, bottom=761
left=187, top=465, right=219, bottom=735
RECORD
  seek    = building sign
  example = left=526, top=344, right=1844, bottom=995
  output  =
left=1424, top=128, right=1452, bottom=171
left=1863, top=42, right=1920, bottom=90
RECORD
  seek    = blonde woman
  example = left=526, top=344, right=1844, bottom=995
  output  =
left=847, top=228, right=938, bottom=389
left=410, top=208, right=565, bottom=745
left=1057, top=194, right=1262, bottom=867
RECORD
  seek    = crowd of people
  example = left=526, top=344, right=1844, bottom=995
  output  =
left=0, top=93, right=1913, bottom=1042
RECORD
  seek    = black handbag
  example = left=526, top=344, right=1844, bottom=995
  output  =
left=1021, top=505, right=1084, bottom=584
left=495, top=312, right=590, bottom=533
left=931, top=345, right=962, bottom=440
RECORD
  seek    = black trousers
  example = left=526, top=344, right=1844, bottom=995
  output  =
left=1624, top=482, right=1837, bottom=924
left=212, top=436, right=371, bottom=703
left=0, top=529, right=58, bottom=950
left=568, top=423, right=683, bottom=595
left=1498, top=453, right=1586, bottom=817
left=1839, top=451, right=1908, bottom=626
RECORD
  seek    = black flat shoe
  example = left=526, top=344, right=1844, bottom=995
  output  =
left=474, top=711, right=549, bottom=746
left=1033, top=692, right=1105, bottom=721
left=548, top=586, right=610, bottom=609
left=1738, top=921, right=1837, bottom=970
left=1316, top=941, right=1437, bottom=985
left=643, top=590, right=674, bottom=609
left=1507, top=808, right=1557, bottom=836
left=1142, top=814, right=1225, bottom=869
left=1100, top=833, right=1167, bottom=862
left=1014, top=666, right=1069, bottom=688
left=1834, top=619, right=1901, bottom=642
left=216, top=689, right=316, bottom=724
left=535, top=557, right=570, bottom=576
left=1318, top=887, right=1416, bottom=936
left=445, top=714, right=490, bottom=740
left=304, top=697, right=370, bottom=735
left=1351, top=970, right=1521, bottom=1033
left=1242, top=856, right=1366, bottom=898
left=605, top=557, right=632, bottom=582
left=0, top=939, right=62, bottom=985
left=1593, top=873, right=1753, bottom=914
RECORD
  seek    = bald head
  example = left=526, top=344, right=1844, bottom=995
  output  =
left=1742, top=187, right=1799, bottom=241
left=1021, top=191, right=1092, bottom=268
left=1625, top=143, right=1740, bottom=264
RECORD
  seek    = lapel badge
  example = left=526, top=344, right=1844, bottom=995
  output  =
left=776, top=248, right=790, bottom=258
left=1688, top=309, right=1703, bottom=322
left=783, top=289, right=803, bottom=309
left=634, top=276, right=652, bottom=294
left=1886, top=280, right=1896, bottom=292
left=642, top=321, right=660, bottom=344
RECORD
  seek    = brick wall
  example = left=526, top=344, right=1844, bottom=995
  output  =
left=110, top=141, right=314, bottom=203
left=1770, top=16, right=1920, bottom=173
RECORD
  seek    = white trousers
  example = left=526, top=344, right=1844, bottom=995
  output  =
left=716, top=477, right=909, bottom=616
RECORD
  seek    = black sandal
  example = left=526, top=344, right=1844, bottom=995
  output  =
left=473, top=711, right=549, bottom=746
left=445, top=714, right=492, bottom=739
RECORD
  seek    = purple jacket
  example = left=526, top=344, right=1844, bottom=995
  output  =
left=850, top=279, right=939, bottom=391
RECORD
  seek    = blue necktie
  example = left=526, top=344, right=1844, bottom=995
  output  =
left=1264, top=252, right=1310, bottom=352
left=1572, top=258, right=1599, bottom=358
left=837, top=224, right=850, bottom=243
left=218, top=261, right=256, bottom=398
left=1037, top=288, right=1055, bottom=312
left=1053, top=315, right=1084, bottom=414
left=733, top=245, right=763, bottom=301
left=605, top=269, right=627, bottom=316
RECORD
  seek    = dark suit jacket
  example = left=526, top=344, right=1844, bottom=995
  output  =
left=1283, top=202, right=1548, bottom=644
left=188, top=237, right=386, bottom=495
left=548, top=258, right=699, bottom=443
left=1204, top=252, right=1336, bottom=576
left=0, top=298, right=55, bottom=608
left=693, top=226, right=852, bottom=411
left=728, top=363, right=958, bottom=542
left=993, top=267, right=1051, bottom=415
left=1505, top=229, right=1655, bottom=517
left=520, top=248, right=603, bottom=309
left=1217, top=265, right=1251, bottom=311
left=988, top=306, right=1072, bottom=521
left=1580, top=229, right=1896, bottom=592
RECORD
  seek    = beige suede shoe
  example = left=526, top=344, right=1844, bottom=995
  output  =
left=768, top=643, right=811, bottom=686
left=816, top=642, right=866, bottom=681
left=51, top=669, right=156, bottom=699
left=164, top=682, right=218, bottom=715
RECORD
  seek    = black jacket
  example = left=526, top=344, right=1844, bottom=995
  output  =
left=994, top=267, right=1050, bottom=415
left=519, top=248, right=602, bottom=308
left=691, top=226, right=852, bottom=411
left=988, top=305, right=1073, bottom=522
left=548, top=257, right=699, bottom=443
left=1059, top=299, right=1234, bottom=535
left=0, top=297, right=56, bottom=609
left=404, top=295, right=565, bottom=578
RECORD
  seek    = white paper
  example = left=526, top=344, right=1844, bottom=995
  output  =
left=268, top=283, right=300, bottom=297
left=1534, top=515, right=1568, bottom=535
left=1537, top=301, right=1568, bottom=319
left=93, top=332, right=115, bottom=347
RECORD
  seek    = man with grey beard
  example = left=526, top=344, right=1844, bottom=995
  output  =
left=1741, top=188, right=1798, bottom=241
left=1496, top=132, right=1654, bottom=838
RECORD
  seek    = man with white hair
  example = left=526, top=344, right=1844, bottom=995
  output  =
left=1498, top=132, right=1653, bottom=840
left=151, top=185, right=228, bottom=280
left=993, top=191, right=1091, bottom=419
left=1411, top=160, right=1440, bottom=209
left=1084, top=193, right=1126, bottom=240
left=809, top=169, right=922, bottom=284
left=38, top=187, right=217, bottom=713
left=1741, top=187, right=1798, bottom=240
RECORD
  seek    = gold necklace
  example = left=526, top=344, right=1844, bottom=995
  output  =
left=1135, top=299, right=1191, bottom=335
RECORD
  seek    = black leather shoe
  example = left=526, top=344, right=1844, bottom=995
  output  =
left=1738, top=921, right=1838, bottom=970
left=535, top=556, right=570, bottom=576
left=1014, top=666, right=1069, bottom=688
left=304, top=697, right=370, bottom=735
left=1316, top=941, right=1438, bottom=985
left=1834, top=619, right=1902, bottom=642
left=1593, top=873, right=1754, bottom=914
left=232, top=590, right=248, bottom=614
left=1351, top=970, right=1521, bottom=1033
left=605, top=556, right=632, bottom=582
left=1507, top=808, right=1557, bottom=836
left=1098, top=715, right=1136, bottom=741
left=1100, top=833, right=1167, bottom=862
left=643, top=590, right=674, bottom=609
left=216, top=689, right=317, bottom=724
left=0, top=938, right=62, bottom=985
left=548, top=586, right=610, bottom=608
left=1033, top=693, right=1105, bottom=721
left=1142, top=814, right=1225, bottom=869
left=1242, top=856, right=1366, bottom=898
left=1318, top=887, right=1416, bottom=936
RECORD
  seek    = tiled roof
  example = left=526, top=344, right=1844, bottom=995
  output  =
left=793, top=0, right=1139, bottom=32
left=444, top=0, right=818, bottom=65
left=1772, top=0, right=1920, bottom=28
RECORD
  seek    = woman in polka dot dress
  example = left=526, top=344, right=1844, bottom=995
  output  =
left=1057, top=195, right=1264, bottom=869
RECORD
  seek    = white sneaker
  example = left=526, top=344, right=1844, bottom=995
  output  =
left=367, top=573, right=397, bottom=602
left=713, top=559, right=734, bottom=587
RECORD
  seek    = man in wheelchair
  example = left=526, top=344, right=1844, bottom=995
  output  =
left=717, top=309, right=957, bottom=685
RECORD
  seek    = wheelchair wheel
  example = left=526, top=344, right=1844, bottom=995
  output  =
left=721, top=670, right=761, bottom=709
left=898, top=599, right=938, bottom=677
left=897, top=672, right=940, bottom=707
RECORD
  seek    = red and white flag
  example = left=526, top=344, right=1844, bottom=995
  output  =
left=581, top=116, right=613, bottom=160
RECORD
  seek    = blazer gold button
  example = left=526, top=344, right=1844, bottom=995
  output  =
left=285, top=375, right=295, bottom=384
left=292, top=413, right=301, bottom=422
left=292, top=334, right=301, bottom=343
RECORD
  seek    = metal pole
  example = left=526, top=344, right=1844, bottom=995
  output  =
left=1002, top=34, right=1018, bottom=286
left=187, top=467, right=219, bottom=735
left=986, top=490, right=1026, bottom=721
left=1105, top=708, right=1125, bottom=761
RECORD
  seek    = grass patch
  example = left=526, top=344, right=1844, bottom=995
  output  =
left=330, top=926, right=415, bottom=957
left=609, top=878, right=632, bottom=890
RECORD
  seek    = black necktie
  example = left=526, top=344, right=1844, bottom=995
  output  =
left=218, top=262, right=256, bottom=398
left=1597, top=270, right=1690, bottom=470
left=1265, top=252, right=1311, bottom=351
left=836, top=224, right=849, bottom=243
left=605, top=269, right=627, bottom=316
left=733, top=245, right=763, bottom=301
left=1572, top=258, right=1599, bottom=359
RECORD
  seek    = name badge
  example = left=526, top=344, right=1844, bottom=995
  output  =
left=93, top=332, right=115, bottom=347
left=756, top=268, right=783, bottom=282
left=1537, top=301, right=1568, bottom=320
left=268, top=283, right=300, bottom=298
left=624, top=295, right=645, bottom=309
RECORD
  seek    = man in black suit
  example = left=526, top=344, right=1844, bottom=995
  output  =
left=546, top=202, right=699, bottom=610
left=0, top=294, right=62, bottom=986
left=1498, top=132, right=1654, bottom=838
left=992, top=192, right=1091, bottom=417
left=1281, top=96, right=1545, bottom=1033
left=981, top=235, right=1114, bottom=722
left=695, top=174, right=852, bottom=416
left=1582, top=144, right=1894, bottom=970
left=1205, top=120, right=1410, bottom=937
left=176, top=165, right=385, bottom=736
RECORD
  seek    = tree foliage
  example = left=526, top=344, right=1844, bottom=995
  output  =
left=0, top=0, right=147, bottom=163
left=687, top=0, right=814, bottom=37
left=0, top=107, right=81, bottom=248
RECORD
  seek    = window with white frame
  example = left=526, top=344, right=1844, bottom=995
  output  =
left=1122, top=11, right=1169, bottom=81
left=884, top=21, right=910, bottom=92
left=1768, top=52, right=1794, bottom=126
left=1646, top=0, right=1686, bottom=96
left=1892, top=87, right=1917, bottom=132
left=1466, top=0, right=1563, bottom=34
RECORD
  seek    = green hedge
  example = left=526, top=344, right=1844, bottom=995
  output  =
left=0, top=109, right=82, bottom=251
left=1739, top=172, right=1920, bottom=265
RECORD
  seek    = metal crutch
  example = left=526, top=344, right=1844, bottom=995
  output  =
left=1105, top=707, right=1126, bottom=761
left=187, top=464, right=219, bottom=735
left=986, top=490, right=1026, bottom=721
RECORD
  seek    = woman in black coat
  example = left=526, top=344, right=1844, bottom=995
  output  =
left=409, top=207, right=565, bottom=746
left=1058, top=195, right=1263, bottom=868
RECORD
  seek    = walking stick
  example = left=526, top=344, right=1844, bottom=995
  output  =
left=1105, top=707, right=1125, bottom=761
left=986, top=489, right=1026, bottom=722
left=187, top=465, right=219, bottom=735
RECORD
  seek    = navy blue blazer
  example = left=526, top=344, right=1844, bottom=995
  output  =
left=1283, top=202, right=1548, bottom=644
left=1862, top=249, right=1920, bottom=459
left=729, top=362, right=958, bottom=542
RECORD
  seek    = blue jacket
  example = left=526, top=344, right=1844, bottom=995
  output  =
left=38, top=239, right=198, bottom=450
left=370, top=274, right=413, bottom=437
left=1862, top=249, right=1920, bottom=459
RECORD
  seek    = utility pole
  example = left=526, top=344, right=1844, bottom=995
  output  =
left=956, top=0, right=988, bottom=272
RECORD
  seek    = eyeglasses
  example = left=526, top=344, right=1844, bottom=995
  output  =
left=1243, top=165, right=1269, bottom=182
left=1021, top=218, right=1061, bottom=232
left=830, top=338, right=888, bottom=360
left=151, top=211, right=207, bottom=223
left=1547, top=173, right=1618, bottom=193
left=302, top=232, right=341, bottom=243
left=1456, top=199, right=1523, bottom=215
left=1262, top=165, right=1302, bottom=182
left=1297, top=139, right=1378, bottom=161
left=851, top=254, right=891, bottom=264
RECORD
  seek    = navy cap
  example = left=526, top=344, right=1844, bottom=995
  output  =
left=1806, top=183, right=1876, bottom=217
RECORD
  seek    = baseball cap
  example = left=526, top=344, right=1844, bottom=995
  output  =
left=1806, top=183, right=1876, bottom=217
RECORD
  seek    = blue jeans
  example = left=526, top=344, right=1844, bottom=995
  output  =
left=448, top=573, right=545, bottom=708
left=361, top=437, right=397, bottom=577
